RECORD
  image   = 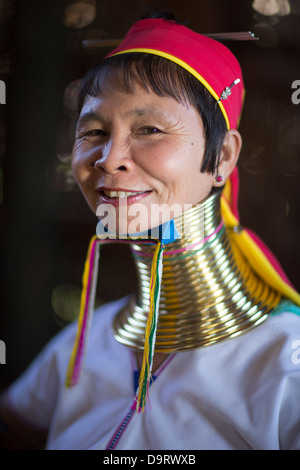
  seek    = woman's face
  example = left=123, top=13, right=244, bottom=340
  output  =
left=72, top=79, right=216, bottom=235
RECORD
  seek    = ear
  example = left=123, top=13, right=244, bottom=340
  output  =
left=212, top=129, right=242, bottom=187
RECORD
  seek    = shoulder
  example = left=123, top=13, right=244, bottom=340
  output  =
left=1, top=296, right=130, bottom=433
left=12, top=294, right=131, bottom=384
left=232, top=301, right=300, bottom=375
left=165, top=303, right=300, bottom=449
left=43, top=295, right=130, bottom=356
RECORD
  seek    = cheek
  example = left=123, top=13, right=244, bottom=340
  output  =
left=153, top=159, right=183, bottom=183
left=138, top=143, right=192, bottom=184
left=147, top=148, right=213, bottom=204
left=72, top=159, right=97, bottom=212
left=71, top=147, right=94, bottom=186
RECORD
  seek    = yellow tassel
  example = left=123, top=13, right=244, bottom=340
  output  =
left=65, top=235, right=99, bottom=387
left=221, top=198, right=300, bottom=306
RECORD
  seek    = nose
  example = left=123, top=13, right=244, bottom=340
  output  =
left=93, top=137, right=135, bottom=174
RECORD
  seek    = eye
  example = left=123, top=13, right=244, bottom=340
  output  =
left=84, top=129, right=106, bottom=137
left=76, top=128, right=107, bottom=139
left=139, top=127, right=162, bottom=135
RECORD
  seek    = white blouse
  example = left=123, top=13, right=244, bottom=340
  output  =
left=6, top=296, right=300, bottom=450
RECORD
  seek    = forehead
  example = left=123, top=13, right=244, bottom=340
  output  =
left=80, top=75, right=180, bottom=110
left=78, top=83, right=204, bottom=133
left=78, top=56, right=198, bottom=113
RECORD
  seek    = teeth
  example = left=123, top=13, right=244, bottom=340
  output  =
left=103, top=190, right=145, bottom=198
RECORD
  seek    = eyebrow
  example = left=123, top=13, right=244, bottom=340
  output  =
left=76, top=106, right=174, bottom=129
left=124, top=107, right=172, bottom=119
left=76, top=111, right=103, bottom=129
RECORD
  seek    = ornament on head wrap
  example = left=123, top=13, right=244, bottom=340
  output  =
left=217, top=79, right=241, bottom=103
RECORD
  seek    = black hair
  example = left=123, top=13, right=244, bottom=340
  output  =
left=77, top=13, right=227, bottom=174
left=139, top=8, right=189, bottom=26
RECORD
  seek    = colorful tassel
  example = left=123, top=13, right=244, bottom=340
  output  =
left=65, top=235, right=100, bottom=387
left=64, top=232, right=165, bottom=410
left=135, top=240, right=165, bottom=412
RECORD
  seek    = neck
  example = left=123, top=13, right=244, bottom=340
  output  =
left=113, top=189, right=281, bottom=352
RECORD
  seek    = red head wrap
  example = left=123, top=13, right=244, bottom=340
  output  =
left=106, top=18, right=245, bottom=130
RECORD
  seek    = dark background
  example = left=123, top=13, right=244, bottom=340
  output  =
left=0, top=0, right=299, bottom=390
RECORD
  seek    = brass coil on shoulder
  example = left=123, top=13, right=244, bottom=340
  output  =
left=113, top=190, right=281, bottom=352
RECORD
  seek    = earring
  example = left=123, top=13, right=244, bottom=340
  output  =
left=214, top=174, right=224, bottom=183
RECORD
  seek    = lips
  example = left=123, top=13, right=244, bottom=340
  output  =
left=97, top=188, right=152, bottom=206
left=102, top=189, right=148, bottom=198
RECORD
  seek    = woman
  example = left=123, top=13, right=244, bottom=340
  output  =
left=1, top=15, right=300, bottom=450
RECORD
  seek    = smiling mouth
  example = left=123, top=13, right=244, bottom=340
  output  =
left=99, top=189, right=152, bottom=199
